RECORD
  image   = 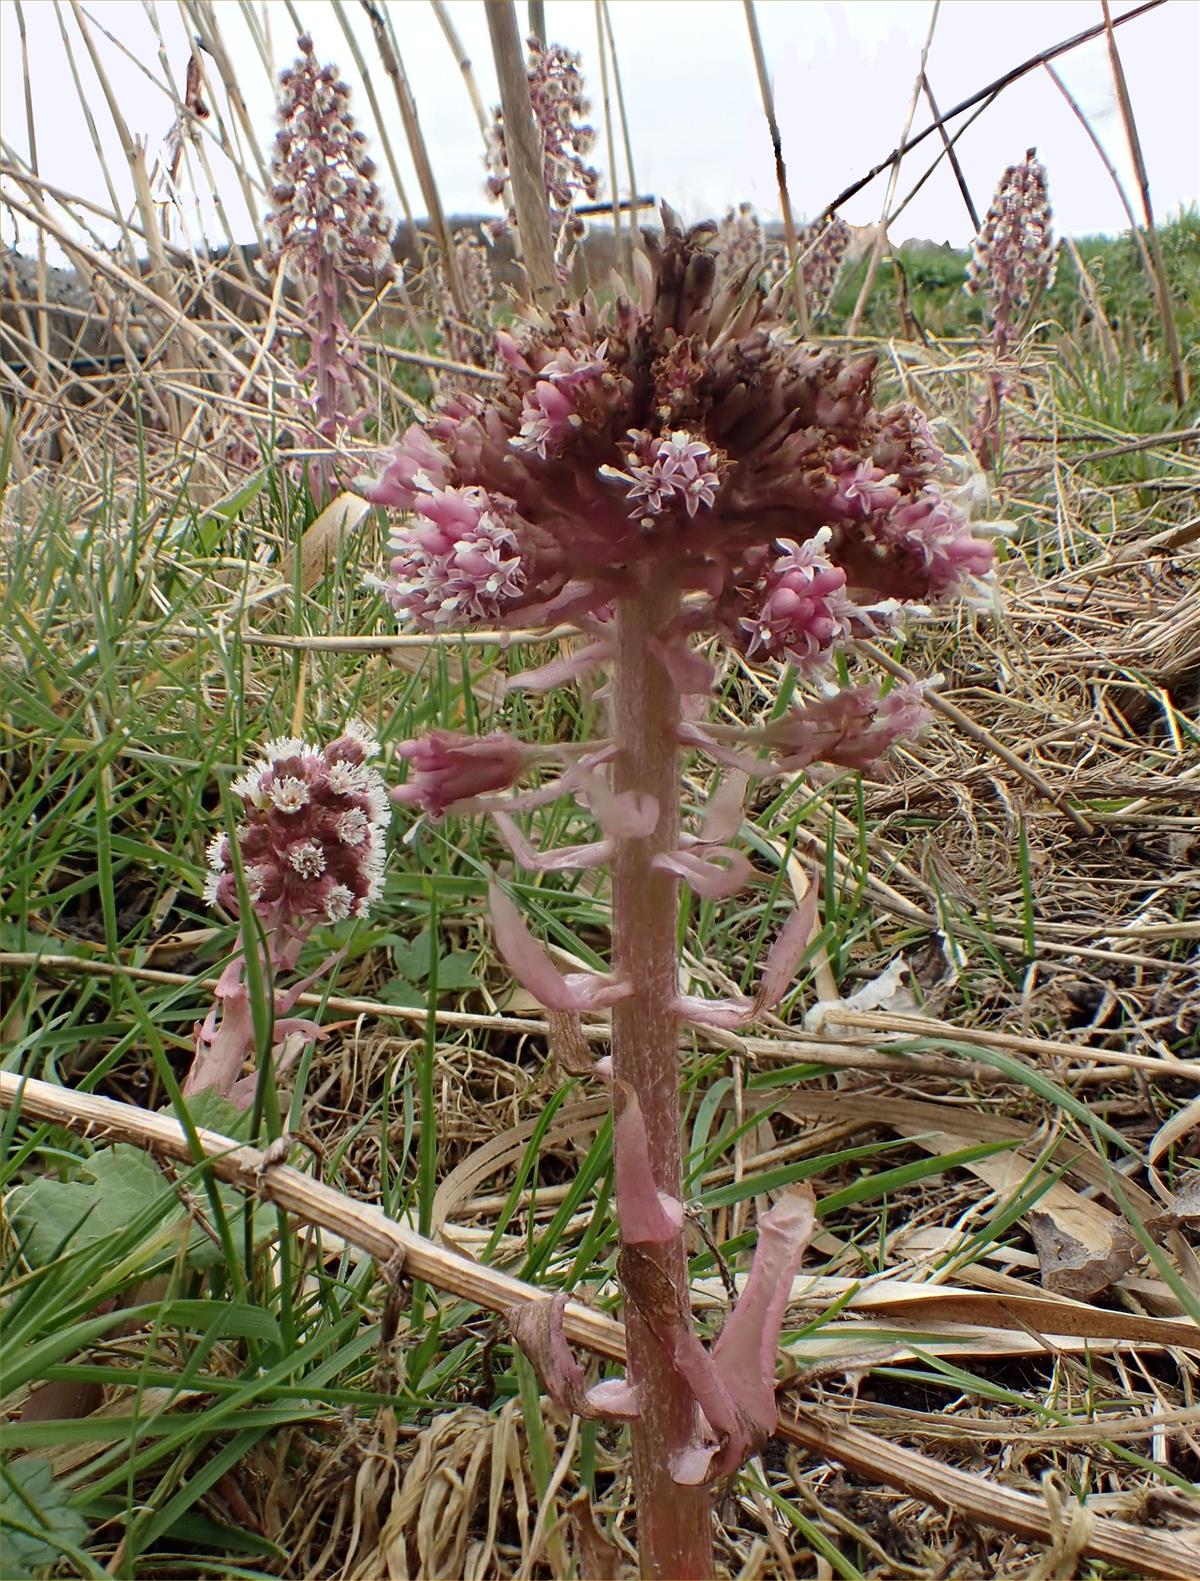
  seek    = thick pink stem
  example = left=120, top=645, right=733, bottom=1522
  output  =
left=611, top=579, right=714, bottom=1580
left=309, top=252, right=340, bottom=504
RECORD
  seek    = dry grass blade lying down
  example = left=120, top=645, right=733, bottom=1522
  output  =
left=3, top=1, right=1200, bottom=1574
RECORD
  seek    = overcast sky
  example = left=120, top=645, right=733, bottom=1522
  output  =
left=2, top=0, right=1197, bottom=261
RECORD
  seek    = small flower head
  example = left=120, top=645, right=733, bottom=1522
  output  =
left=715, top=203, right=764, bottom=279
left=726, top=531, right=853, bottom=670
left=485, top=38, right=600, bottom=239
left=758, top=682, right=931, bottom=773
left=966, top=148, right=1056, bottom=341
left=606, top=430, right=726, bottom=523
left=205, top=728, right=389, bottom=932
left=265, top=34, right=394, bottom=281
left=374, top=484, right=528, bottom=628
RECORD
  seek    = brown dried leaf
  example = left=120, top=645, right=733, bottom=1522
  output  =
left=1027, top=1210, right=1138, bottom=1298
left=295, top=491, right=368, bottom=592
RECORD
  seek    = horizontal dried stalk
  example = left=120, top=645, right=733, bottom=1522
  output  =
left=1, top=1071, right=1195, bottom=1581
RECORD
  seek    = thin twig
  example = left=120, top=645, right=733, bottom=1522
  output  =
left=1098, top=0, right=1188, bottom=409
left=820, top=0, right=1165, bottom=221
left=920, top=70, right=978, bottom=231
left=594, top=0, right=624, bottom=277
left=846, top=0, right=940, bottom=337
left=742, top=0, right=807, bottom=332
left=485, top=0, right=558, bottom=308
left=601, top=1, right=640, bottom=265
left=429, top=0, right=488, bottom=136
left=855, top=638, right=1095, bottom=835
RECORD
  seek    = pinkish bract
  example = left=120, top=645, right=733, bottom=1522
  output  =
left=365, top=207, right=992, bottom=1578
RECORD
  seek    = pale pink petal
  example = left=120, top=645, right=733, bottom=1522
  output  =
left=711, top=1190, right=815, bottom=1437
left=652, top=846, right=754, bottom=899
left=613, top=1081, right=686, bottom=1244
left=489, top=880, right=628, bottom=1011
left=569, top=767, right=659, bottom=839
left=675, top=884, right=817, bottom=1029
left=756, top=884, right=818, bottom=1011
left=585, top=1377, right=642, bottom=1416
left=674, top=992, right=756, bottom=1032
left=671, top=1438, right=721, bottom=1487
left=506, top=641, right=612, bottom=694
left=649, top=637, right=716, bottom=695
left=678, top=720, right=765, bottom=775
left=492, top=811, right=612, bottom=872
left=701, top=773, right=749, bottom=844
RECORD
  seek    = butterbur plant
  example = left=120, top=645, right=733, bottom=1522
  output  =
left=430, top=229, right=496, bottom=388
left=485, top=37, right=600, bottom=255
left=187, top=728, right=389, bottom=1106
left=965, top=148, right=1056, bottom=467
left=365, top=208, right=992, bottom=1577
left=714, top=202, right=765, bottom=280
left=266, top=34, right=395, bottom=500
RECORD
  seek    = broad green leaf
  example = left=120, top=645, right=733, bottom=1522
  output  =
left=0, top=1458, right=89, bottom=1579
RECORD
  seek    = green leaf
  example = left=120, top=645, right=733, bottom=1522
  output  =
left=0, top=1458, right=89, bottom=1579
left=5, top=1144, right=248, bottom=1273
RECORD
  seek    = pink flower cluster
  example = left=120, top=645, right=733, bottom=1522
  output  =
left=265, top=34, right=394, bottom=494
left=266, top=35, right=394, bottom=282
left=204, top=726, right=389, bottom=942
left=365, top=209, right=991, bottom=658
left=485, top=38, right=600, bottom=241
left=430, top=228, right=495, bottom=384
left=715, top=203, right=764, bottom=278
left=966, top=148, right=1056, bottom=351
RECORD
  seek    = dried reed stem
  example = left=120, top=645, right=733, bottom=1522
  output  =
left=485, top=0, right=559, bottom=307
left=822, top=0, right=1164, bottom=219
left=430, top=0, right=489, bottom=135
left=742, top=0, right=808, bottom=333
left=360, top=0, right=466, bottom=318
left=594, top=0, right=624, bottom=274
left=1098, top=0, right=1188, bottom=408
left=847, top=0, right=940, bottom=336
left=601, top=1, right=641, bottom=258
left=920, top=70, right=978, bottom=231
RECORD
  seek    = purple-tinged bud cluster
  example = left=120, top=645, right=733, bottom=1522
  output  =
left=204, top=726, right=389, bottom=937
left=188, top=725, right=389, bottom=1106
left=265, top=34, right=394, bottom=494
left=266, top=35, right=394, bottom=281
left=485, top=38, right=600, bottom=242
left=373, top=485, right=528, bottom=629
left=757, top=682, right=931, bottom=772
left=393, top=729, right=531, bottom=819
left=715, top=203, right=764, bottom=279
left=753, top=215, right=850, bottom=321
left=965, top=149, right=1056, bottom=467
left=965, top=148, right=1056, bottom=350
left=366, top=208, right=992, bottom=648
left=796, top=215, right=851, bottom=318
left=729, top=531, right=853, bottom=669
left=604, top=430, right=726, bottom=523
left=431, top=229, right=496, bottom=382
